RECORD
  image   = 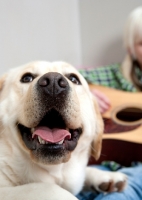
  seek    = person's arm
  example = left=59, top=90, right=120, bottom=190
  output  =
left=91, top=89, right=110, bottom=114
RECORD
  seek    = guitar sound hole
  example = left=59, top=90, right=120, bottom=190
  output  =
left=116, top=107, right=142, bottom=122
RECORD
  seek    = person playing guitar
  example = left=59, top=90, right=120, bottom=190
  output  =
left=77, top=8, right=142, bottom=200
left=79, top=7, right=142, bottom=114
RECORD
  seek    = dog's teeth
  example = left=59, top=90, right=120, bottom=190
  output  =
left=38, top=136, right=63, bottom=145
left=41, top=139, right=46, bottom=144
left=56, top=140, right=64, bottom=144
left=38, top=136, right=42, bottom=143
left=38, top=136, right=46, bottom=144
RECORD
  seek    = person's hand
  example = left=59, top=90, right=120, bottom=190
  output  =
left=91, top=89, right=111, bottom=114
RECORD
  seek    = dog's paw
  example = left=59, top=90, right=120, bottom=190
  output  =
left=92, top=171, right=127, bottom=193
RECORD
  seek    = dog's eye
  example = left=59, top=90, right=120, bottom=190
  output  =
left=68, top=74, right=81, bottom=85
left=20, top=73, right=35, bottom=83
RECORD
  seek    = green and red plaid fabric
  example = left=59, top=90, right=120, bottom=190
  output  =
left=79, top=64, right=137, bottom=92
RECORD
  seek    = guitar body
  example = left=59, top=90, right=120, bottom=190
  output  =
left=89, top=85, right=142, bottom=166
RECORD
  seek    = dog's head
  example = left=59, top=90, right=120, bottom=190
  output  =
left=0, top=61, right=103, bottom=165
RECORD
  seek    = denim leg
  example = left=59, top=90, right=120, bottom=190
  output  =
left=76, top=165, right=142, bottom=200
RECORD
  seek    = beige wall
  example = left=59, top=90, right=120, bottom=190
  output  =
left=0, top=0, right=81, bottom=74
left=0, top=0, right=142, bottom=74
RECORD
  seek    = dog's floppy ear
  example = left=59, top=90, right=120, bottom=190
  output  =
left=91, top=95, right=104, bottom=160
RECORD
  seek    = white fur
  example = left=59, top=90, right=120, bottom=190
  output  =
left=0, top=61, right=126, bottom=200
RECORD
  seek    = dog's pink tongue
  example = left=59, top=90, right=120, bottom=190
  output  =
left=33, top=127, right=71, bottom=143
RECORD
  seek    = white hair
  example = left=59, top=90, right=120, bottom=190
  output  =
left=124, top=6, right=142, bottom=58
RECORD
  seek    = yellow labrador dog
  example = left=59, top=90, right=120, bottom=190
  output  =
left=0, top=61, right=126, bottom=200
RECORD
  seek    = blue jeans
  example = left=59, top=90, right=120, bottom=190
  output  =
left=76, top=165, right=142, bottom=200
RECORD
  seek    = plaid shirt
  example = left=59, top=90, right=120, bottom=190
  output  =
left=79, top=64, right=137, bottom=92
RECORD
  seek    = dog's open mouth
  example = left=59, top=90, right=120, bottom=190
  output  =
left=18, top=109, right=82, bottom=156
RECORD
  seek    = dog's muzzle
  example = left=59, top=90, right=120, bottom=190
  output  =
left=18, top=72, right=82, bottom=164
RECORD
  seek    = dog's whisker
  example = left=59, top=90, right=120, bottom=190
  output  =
left=91, top=146, right=97, bottom=153
left=91, top=144, right=106, bottom=158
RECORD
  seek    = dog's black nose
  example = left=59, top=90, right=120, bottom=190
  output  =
left=38, top=72, right=69, bottom=96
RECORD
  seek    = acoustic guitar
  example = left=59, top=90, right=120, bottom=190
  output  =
left=89, top=85, right=142, bottom=166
